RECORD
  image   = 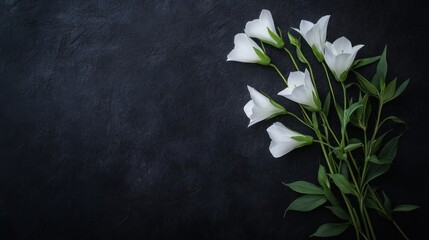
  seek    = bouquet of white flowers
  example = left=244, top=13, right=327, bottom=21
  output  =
left=227, top=9, right=418, bottom=239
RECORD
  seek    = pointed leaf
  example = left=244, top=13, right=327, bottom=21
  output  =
left=354, top=71, right=379, bottom=96
left=383, top=191, right=392, bottom=215
left=326, top=206, right=349, bottom=220
left=330, top=174, right=357, bottom=195
left=312, top=112, right=319, bottom=130
left=364, top=164, right=390, bottom=185
left=286, top=195, right=327, bottom=213
left=344, top=142, right=363, bottom=152
left=372, top=46, right=388, bottom=89
left=322, top=93, right=331, bottom=116
left=283, top=181, right=324, bottom=195
left=318, top=165, right=329, bottom=188
left=370, top=131, right=391, bottom=155
left=378, top=135, right=401, bottom=164
left=383, top=78, right=397, bottom=101
left=393, top=205, right=420, bottom=212
left=390, top=79, right=410, bottom=101
left=310, top=223, right=349, bottom=237
left=383, top=116, right=405, bottom=125
left=352, top=56, right=381, bottom=69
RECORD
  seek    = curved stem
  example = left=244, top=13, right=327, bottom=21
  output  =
left=322, top=62, right=338, bottom=105
left=283, top=47, right=299, bottom=71
left=313, top=140, right=334, bottom=149
left=287, top=112, right=313, bottom=129
left=269, top=63, right=288, bottom=85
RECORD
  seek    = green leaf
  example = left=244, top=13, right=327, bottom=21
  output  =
left=342, top=103, right=363, bottom=134
left=326, top=206, right=349, bottom=220
left=310, top=223, right=349, bottom=237
left=344, top=142, right=363, bottom=152
left=383, top=191, right=392, bottom=215
left=383, top=78, right=397, bottom=101
left=335, top=102, right=344, bottom=123
left=368, top=155, right=384, bottom=164
left=383, top=115, right=405, bottom=124
left=378, top=135, right=401, bottom=164
left=372, top=46, right=388, bottom=89
left=322, top=93, right=331, bottom=116
left=312, top=112, right=319, bottom=130
left=287, top=32, right=299, bottom=47
left=253, top=47, right=271, bottom=65
left=370, top=131, right=391, bottom=155
left=330, top=174, right=357, bottom=195
left=354, top=71, right=379, bottom=96
left=267, top=27, right=284, bottom=48
left=283, top=181, right=324, bottom=195
left=364, top=164, right=390, bottom=185
left=393, top=205, right=420, bottom=212
left=318, top=165, right=329, bottom=188
left=352, top=56, right=381, bottom=69
left=390, top=79, right=410, bottom=102
left=365, top=197, right=381, bottom=211
left=285, top=195, right=327, bottom=213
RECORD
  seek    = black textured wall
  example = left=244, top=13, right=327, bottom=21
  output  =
left=0, top=1, right=427, bottom=239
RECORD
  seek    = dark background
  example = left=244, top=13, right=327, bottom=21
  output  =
left=1, top=0, right=428, bottom=239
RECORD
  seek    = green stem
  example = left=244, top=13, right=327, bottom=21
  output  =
left=392, top=220, right=410, bottom=240
left=260, top=40, right=266, bottom=53
left=283, top=47, right=299, bottom=71
left=361, top=102, right=383, bottom=187
left=363, top=205, right=377, bottom=240
left=313, top=140, right=334, bottom=149
left=287, top=112, right=313, bottom=129
left=320, top=112, right=341, bottom=145
left=269, top=63, right=288, bottom=85
left=322, top=62, right=338, bottom=106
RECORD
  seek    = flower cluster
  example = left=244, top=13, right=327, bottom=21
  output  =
left=227, top=9, right=417, bottom=239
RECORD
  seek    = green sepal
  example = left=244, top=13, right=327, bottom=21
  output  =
left=339, top=70, right=349, bottom=82
left=311, top=44, right=324, bottom=62
left=296, top=47, right=308, bottom=64
left=287, top=32, right=300, bottom=47
left=291, top=135, right=313, bottom=143
left=310, top=223, right=349, bottom=238
left=267, top=27, right=284, bottom=48
left=253, top=47, right=271, bottom=65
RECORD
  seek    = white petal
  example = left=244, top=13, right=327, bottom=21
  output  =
left=227, top=48, right=258, bottom=63
left=316, top=15, right=330, bottom=43
left=303, top=69, right=315, bottom=93
left=287, top=71, right=306, bottom=88
left=267, top=122, right=295, bottom=140
left=244, top=19, right=276, bottom=45
left=278, top=87, right=293, bottom=97
left=333, top=36, right=352, bottom=53
left=352, top=44, right=364, bottom=53
left=299, top=20, right=314, bottom=34
left=269, top=141, right=299, bottom=158
left=247, top=85, right=272, bottom=108
left=325, top=41, right=337, bottom=55
left=259, top=9, right=276, bottom=32
left=286, top=85, right=317, bottom=108
left=302, top=27, right=320, bottom=51
left=243, top=100, right=254, bottom=118
left=332, top=53, right=353, bottom=79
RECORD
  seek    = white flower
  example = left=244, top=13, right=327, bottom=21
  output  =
left=278, top=69, right=319, bottom=110
left=266, top=122, right=313, bottom=158
left=244, top=9, right=284, bottom=48
left=244, top=86, right=285, bottom=127
left=324, top=36, right=364, bottom=81
left=292, top=15, right=330, bottom=60
left=227, top=33, right=270, bottom=65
